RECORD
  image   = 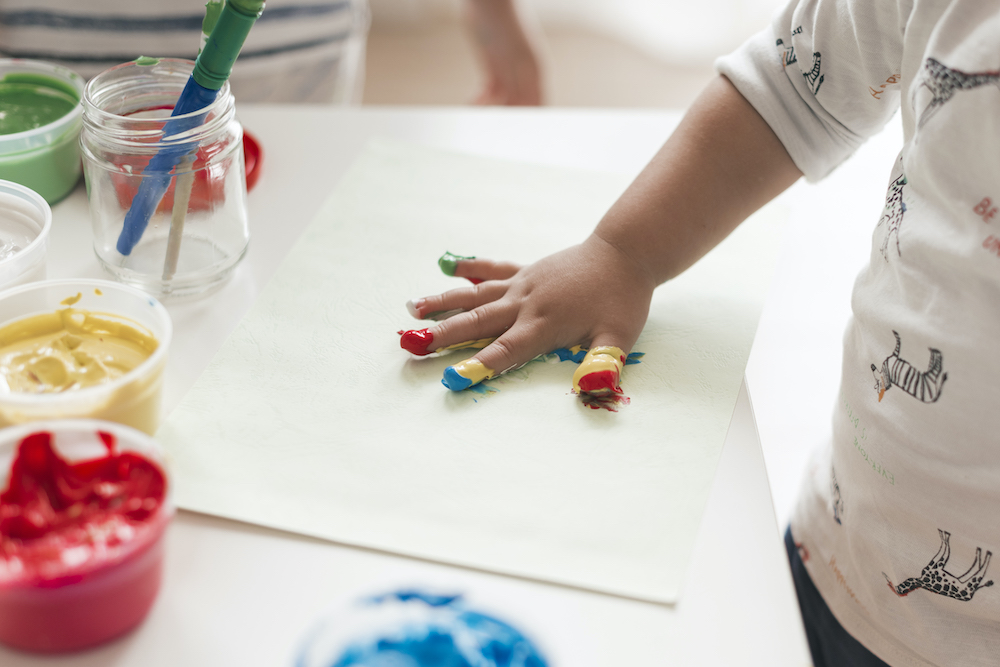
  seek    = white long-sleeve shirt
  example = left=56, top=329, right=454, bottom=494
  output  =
left=719, top=1, right=1000, bottom=665
left=0, top=0, right=369, bottom=103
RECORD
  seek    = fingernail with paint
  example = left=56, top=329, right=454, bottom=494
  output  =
left=438, top=251, right=482, bottom=285
left=399, top=328, right=434, bottom=356
left=442, top=359, right=495, bottom=391
left=438, top=251, right=473, bottom=276
left=572, top=346, right=625, bottom=396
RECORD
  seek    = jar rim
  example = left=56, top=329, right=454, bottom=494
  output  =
left=82, top=58, right=233, bottom=146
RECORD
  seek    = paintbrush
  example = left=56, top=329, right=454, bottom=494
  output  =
left=117, top=0, right=264, bottom=256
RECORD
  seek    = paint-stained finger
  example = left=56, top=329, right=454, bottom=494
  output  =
left=406, top=281, right=507, bottom=321
left=438, top=251, right=521, bottom=284
left=400, top=298, right=511, bottom=357
left=442, top=322, right=552, bottom=391
left=570, top=333, right=635, bottom=397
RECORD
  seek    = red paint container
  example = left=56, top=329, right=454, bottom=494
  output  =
left=0, top=420, right=172, bottom=653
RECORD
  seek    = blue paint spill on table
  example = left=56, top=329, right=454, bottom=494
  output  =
left=299, top=589, right=548, bottom=667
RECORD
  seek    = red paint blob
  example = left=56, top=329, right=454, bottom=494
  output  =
left=399, top=328, right=435, bottom=356
left=0, top=432, right=169, bottom=653
left=111, top=106, right=264, bottom=213
left=465, top=277, right=484, bottom=285
left=577, top=370, right=622, bottom=395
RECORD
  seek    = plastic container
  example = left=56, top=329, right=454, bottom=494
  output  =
left=81, top=58, right=249, bottom=299
left=0, top=180, right=52, bottom=291
left=0, top=279, right=171, bottom=435
left=295, top=589, right=549, bottom=667
left=0, top=420, right=172, bottom=652
left=0, top=59, right=85, bottom=204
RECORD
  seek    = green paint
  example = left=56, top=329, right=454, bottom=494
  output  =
left=0, top=78, right=78, bottom=135
left=134, top=56, right=161, bottom=67
left=1, top=73, right=78, bottom=100
left=438, top=251, right=475, bottom=277
left=0, top=73, right=82, bottom=203
left=202, top=1, right=224, bottom=38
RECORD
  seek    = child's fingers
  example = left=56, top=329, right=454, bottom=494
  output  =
left=438, top=251, right=521, bottom=284
left=407, top=281, right=508, bottom=320
left=442, top=322, right=553, bottom=391
left=430, top=299, right=512, bottom=351
left=400, top=298, right=513, bottom=357
left=452, top=258, right=522, bottom=283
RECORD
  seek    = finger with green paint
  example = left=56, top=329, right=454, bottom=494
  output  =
left=407, top=252, right=520, bottom=320
left=437, top=251, right=521, bottom=285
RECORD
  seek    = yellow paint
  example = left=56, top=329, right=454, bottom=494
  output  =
left=572, top=346, right=625, bottom=395
left=61, top=292, right=82, bottom=306
left=451, top=358, right=495, bottom=385
left=0, top=307, right=163, bottom=434
left=436, top=337, right=495, bottom=354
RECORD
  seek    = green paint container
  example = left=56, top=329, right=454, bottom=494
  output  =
left=0, top=59, right=85, bottom=204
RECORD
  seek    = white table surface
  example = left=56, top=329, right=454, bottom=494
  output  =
left=0, top=104, right=908, bottom=666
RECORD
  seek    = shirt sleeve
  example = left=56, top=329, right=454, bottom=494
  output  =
left=715, top=0, right=910, bottom=181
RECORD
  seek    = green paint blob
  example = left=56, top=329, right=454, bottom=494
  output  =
left=0, top=72, right=82, bottom=203
left=438, top=251, right=475, bottom=277
left=0, top=76, right=79, bottom=135
left=134, top=56, right=161, bottom=66
left=202, top=1, right=224, bottom=38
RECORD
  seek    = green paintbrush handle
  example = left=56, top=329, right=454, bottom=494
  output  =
left=193, top=0, right=265, bottom=91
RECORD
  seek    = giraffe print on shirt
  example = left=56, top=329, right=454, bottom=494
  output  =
left=914, top=57, right=1000, bottom=128
left=883, top=530, right=994, bottom=601
left=871, top=330, right=947, bottom=403
left=876, top=173, right=907, bottom=260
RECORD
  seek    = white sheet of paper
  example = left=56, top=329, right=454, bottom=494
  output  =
left=159, top=139, right=785, bottom=604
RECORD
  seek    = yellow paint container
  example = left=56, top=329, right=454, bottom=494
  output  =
left=0, top=280, right=171, bottom=434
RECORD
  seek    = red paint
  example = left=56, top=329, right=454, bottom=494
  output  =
left=581, top=393, right=630, bottom=412
left=110, top=106, right=263, bottom=213
left=399, top=328, right=435, bottom=356
left=576, top=369, right=628, bottom=412
left=0, top=432, right=169, bottom=653
left=466, top=277, right=484, bottom=285
left=243, top=130, right=262, bottom=192
left=576, top=370, right=622, bottom=395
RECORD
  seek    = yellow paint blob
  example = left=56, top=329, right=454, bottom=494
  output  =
left=451, top=358, right=495, bottom=385
left=0, top=306, right=163, bottom=434
left=571, top=346, right=625, bottom=395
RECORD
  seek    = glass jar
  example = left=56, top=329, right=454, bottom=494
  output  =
left=81, top=58, right=249, bottom=299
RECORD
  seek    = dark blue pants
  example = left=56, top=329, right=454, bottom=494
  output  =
left=784, top=527, right=891, bottom=667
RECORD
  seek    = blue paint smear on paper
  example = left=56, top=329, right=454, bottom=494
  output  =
left=548, top=347, right=644, bottom=365
left=329, top=590, right=547, bottom=667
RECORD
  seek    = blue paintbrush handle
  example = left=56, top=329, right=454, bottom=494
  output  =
left=116, top=0, right=263, bottom=256
left=116, top=79, right=217, bottom=255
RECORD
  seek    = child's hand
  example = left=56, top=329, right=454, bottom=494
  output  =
left=404, top=75, right=802, bottom=392
left=406, top=234, right=656, bottom=380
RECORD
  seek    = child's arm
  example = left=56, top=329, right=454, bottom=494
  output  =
left=462, top=0, right=543, bottom=106
left=406, top=75, right=802, bottom=380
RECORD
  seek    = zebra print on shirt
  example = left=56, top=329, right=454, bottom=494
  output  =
left=871, top=330, right=947, bottom=403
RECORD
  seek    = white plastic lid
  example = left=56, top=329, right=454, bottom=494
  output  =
left=0, top=179, right=51, bottom=290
